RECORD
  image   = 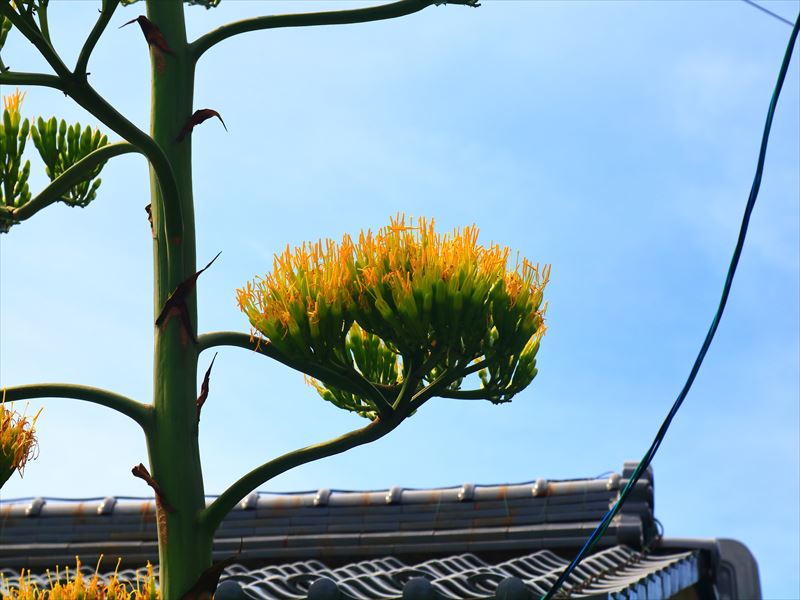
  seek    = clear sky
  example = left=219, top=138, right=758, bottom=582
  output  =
left=1, top=1, right=798, bottom=597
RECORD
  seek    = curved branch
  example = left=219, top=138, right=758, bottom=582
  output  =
left=37, top=0, right=51, bottom=44
left=74, top=0, right=120, bottom=77
left=200, top=417, right=394, bottom=535
left=0, top=2, right=71, bottom=79
left=405, top=361, right=470, bottom=412
left=462, top=357, right=491, bottom=377
left=7, top=142, right=139, bottom=222
left=198, top=331, right=394, bottom=417
left=0, top=70, right=64, bottom=90
left=191, top=0, right=478, bottom=62
left=1, top=384, right=152, bottom=431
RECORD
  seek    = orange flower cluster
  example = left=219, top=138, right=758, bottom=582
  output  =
left=238, top=216, right=549, bottom=413
left=1, top=556, right=158, bottom=600
left=3, top=88, right=26, bottom=120
left=0, top=395, right=41, bottom=489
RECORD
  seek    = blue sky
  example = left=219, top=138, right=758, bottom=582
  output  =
left=0, top=1, right=798, bottom=597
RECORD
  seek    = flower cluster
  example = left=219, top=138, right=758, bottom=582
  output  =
left=238, top=216, right=548, bottom=416
left=31, top=116, right=109, bottom=207
left=0, top=396, right=41, bottom=489
left=0, top=89, right=32, bottom=219
left=0, top=89, right=110, bottom=232
left=1, top=556, right=159, bottom=600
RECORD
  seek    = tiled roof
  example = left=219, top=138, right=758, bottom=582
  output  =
left=1, top=546, right=700, bottom=600
left=0, top=463, right=656, bottom=569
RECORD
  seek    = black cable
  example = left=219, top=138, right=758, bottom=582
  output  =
left=543, top=11, right=800, bottom=600
left=742, top=0, right=795, bottom=27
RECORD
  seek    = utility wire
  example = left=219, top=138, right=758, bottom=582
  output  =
left=543, top=11, right=800, bottom=600
left=742, top=0, right=795, bottom=27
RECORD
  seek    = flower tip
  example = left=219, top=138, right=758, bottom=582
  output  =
left=2, top=88, right=26, bottom=114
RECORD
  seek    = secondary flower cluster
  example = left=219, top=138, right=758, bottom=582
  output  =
left=0, top=90, right=32, bottom=216
left=238, top=216, right=548, bottom=416
left=1, top=557, right=158, bottom=600
left=0, top=89, right=109, bottom=232
left=0, top=397, right=41, bottom=489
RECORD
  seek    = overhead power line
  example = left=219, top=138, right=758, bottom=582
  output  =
left=543, top=9, right=800, bottom=600
left=742, top=0, right=795, bottom=26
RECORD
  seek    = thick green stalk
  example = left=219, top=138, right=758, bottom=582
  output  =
left=143, top=2, right=210, bottom=597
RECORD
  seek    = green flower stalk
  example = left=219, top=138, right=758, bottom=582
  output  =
left=0, top=2, right=505, bottom=596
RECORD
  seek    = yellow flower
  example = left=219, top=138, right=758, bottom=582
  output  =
left=239, top=215, right=549, bottom=414
left=2, top=555, right=159, bottom=599
left=0, top=392, right=42, bottom=488
left=2, top=88, right=26, bottom=115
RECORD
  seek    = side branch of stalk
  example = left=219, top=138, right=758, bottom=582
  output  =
left=0, top=71, right=63, bottom=90
left=199, top=418, right=394, bottom=536
left=197, top=331, right=394, bottom=416
left=4, top=142, right=139, bottom=222
left=74, top=0, right=121, bottom=77
left=190, top=0, right=478, bottom=62
left=197, top=359, right=459, bottom=535
left=1, top=383, right=152, bottom=431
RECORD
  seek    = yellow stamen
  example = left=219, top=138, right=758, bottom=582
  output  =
left=2, top=88, right=25, bottom=114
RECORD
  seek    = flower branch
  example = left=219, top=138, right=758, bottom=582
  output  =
left=199, top=417, right=395, bottom=536
left=74, top=0, right=120, bottom=77
left=1, top=383, right=152, bottom=431
left=190, top=0, right=479, bottom=62
left=196, top=331, right=394, bottom=417
left=0, top=1, right=70, bottom=80
left=0, top=70, right=63, bottom=90
left=4, top=141, right=138, bottom=224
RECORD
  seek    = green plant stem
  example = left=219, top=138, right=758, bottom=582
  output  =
left=199, top=356, right=436, bottom=535
left=74, top=0, right=120, bottom=77
left=0, top=2, right=67, bottom=78
left=190, top=0, right=450, bottom=61
left=406, top=365, right=464, bottom=412
left=6, top=142, right=138, bottom=221
left=140, top=3, right=211, bottom=598
left=200, top=417, right=394, bottom=536
left=462, top=356, right=492, bottom=376
left=197, top=331, right=394, bottom=417
left=1, top=384, right=152, bottom=430
left=37, top=0, right=50, bottom=44
left=0, top=70, right=64, bottom=90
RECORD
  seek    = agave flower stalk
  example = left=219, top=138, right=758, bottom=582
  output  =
left=0, top=2, right=517, bottom=597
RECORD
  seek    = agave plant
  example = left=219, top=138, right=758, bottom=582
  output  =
left=0, top=3, right=539, bottom=597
